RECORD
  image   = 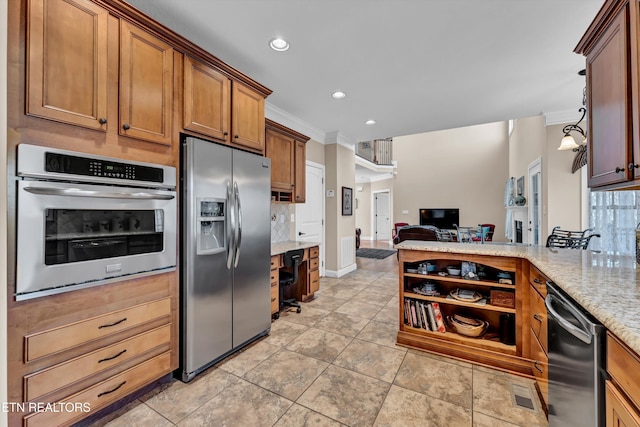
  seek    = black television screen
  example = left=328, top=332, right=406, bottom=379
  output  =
left=419, top=209, right=459, bottom=230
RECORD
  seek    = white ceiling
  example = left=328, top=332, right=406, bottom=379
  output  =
left=127, top=0, right=602, bottom=144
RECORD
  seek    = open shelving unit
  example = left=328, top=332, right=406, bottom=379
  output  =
left=397, top=249, right=531, bottom=375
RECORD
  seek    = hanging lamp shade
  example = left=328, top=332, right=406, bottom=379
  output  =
left=558, top=134, right=580, bottom=151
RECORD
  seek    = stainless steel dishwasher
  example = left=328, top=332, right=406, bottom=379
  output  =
left=545, top=281, right=606, bottom=427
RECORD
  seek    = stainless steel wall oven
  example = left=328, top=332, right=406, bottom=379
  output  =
left=15, top=144, right=177, bottom=300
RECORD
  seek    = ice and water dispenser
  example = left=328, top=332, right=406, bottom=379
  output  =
left=197, top=198, right=225, bottom=255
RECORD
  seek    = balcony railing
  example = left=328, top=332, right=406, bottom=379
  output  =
left=356, top=138, right=393, bottom=165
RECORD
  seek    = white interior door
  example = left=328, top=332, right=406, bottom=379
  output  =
left=295, top=162, right=325, bottom=275
left=528, top=158, right=542, bottom=246
left=374, top=191, right=390, bottom=241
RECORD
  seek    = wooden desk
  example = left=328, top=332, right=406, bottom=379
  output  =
left=270, top=245, right=320, bottom=317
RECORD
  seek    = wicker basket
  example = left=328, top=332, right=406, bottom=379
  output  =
left=447, top=315, right=489, bottom=338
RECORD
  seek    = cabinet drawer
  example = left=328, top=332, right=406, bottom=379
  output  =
left=270, top=269, right=278, bottom=285
left=270, top=285, right=279, bottom=314
left=25, top=298, right=171, bottom=362
left=270, top=255, right=281, bottom=270
left=606, top=380, right=640, bottom=427
left=24, top=324, right=171, bottom=401
left=529, top=286, right=548, bottom=353
left=310, top=257, right=319, bottom=271
left=309, top=268, right=320, bottom=294
left=310, top=246, right=319, bottom=258
left=529, top=264, right=548, bottom=297
left=608, top=333, right=640, bottom=410
left=24, top=351, right=171, bottom=427
left=530, top=329, right=548, bottom=406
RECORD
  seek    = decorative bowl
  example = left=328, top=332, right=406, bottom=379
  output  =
left=446, top=266, right=461, bottom=276
left=447, top=315, right=489, bottom=338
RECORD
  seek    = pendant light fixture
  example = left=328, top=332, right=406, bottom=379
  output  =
left=558, top=70, right=588, bottom=173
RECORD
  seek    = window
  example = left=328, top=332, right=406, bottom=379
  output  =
left=590, top=191, right=640, bottom=254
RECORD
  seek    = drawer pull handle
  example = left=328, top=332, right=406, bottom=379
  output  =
left=97, top=381, right=126, bottom=398
left=534, top=361, right=544, bottom=373
left=98, top=317, right=127, bottom=329
left=271, top=297, right=276, bottom=302
left=98, top=349, right=127, bottom=363
left=533, top=278, right=542, bottom=284
left=533, top=313, right=543, bottom=322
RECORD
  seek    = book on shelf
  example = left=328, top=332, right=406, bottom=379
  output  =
left=420, top=302, right=431, bottom=331
left=404, top=299, right=411, bottom=326
left=431, top=302, right=447, bottom=332
left=426, top=303, right=437, bottom=331
left=410, top=300, right=419, bottom=328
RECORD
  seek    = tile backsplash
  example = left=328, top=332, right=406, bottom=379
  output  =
left=271, top=203, right=292, bottom=243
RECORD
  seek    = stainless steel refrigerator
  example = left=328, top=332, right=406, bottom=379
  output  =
left=181, top=136, right=271, bottom=382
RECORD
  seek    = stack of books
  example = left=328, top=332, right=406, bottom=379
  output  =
left=403, top=298, right=446, bottom=332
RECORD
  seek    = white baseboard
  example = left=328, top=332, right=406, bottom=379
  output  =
left=324, top=263, right=357, bottom=278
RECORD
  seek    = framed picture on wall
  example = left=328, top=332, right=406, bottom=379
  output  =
left=517, top=176, right=524, bottom=196
left=342, top=186, right=353, bottom=216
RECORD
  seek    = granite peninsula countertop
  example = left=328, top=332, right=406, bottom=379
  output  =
left=395, top=240, right=640, bottom=355
left=271, top=241, right=320, bottom=256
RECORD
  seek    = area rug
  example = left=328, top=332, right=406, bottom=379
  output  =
left=355, top=248, right=397, bottom=259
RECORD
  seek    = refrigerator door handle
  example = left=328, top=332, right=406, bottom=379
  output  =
left=226, top=180, right=235, bottom=270
left=233, top=181, right=242, bottom=268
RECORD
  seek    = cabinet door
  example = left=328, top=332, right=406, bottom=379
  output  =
left=587, top=6, right=631, bottom=187
left=120, top=21, right=173, bottom=145
left=266, top=128, right=295, bottom=191
left=606, top=381, right=640, bottom=427
left=294, top=140, right=306, bottom=203
left=232, top=82, right=265, bottom=152
left=183, top=56, right=231, bottom=141
left=27, top=0, right=108, bottom=130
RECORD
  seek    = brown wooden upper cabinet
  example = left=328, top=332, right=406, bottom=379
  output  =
left=232, top=82, right=266, bottom=152
left=183, top=56, right=231, bottom=142
left=120, top=21, right=174, bottom=146
left=265, top=119, right=309, bottom=203
left=27, top=0, right=109, bottom=131
left=576, top=0, right=639, bottom=189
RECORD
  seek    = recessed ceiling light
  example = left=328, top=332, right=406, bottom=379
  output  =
left=269, top=38, right=289, bottom=52
left=331, top=91, right=346, bottom=99
left=365, top=119, right=376, bottom=125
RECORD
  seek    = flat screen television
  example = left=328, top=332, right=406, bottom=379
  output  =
left=419, top=208, right=459, bottom=230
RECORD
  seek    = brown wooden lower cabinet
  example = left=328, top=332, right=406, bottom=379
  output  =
left=607, top=333, right=640, bottom=427
left=607, top=380, right=640, bottom=427
left=271, top=246, right=320, bottom=314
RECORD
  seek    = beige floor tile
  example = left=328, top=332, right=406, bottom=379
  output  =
left=278, top=305, right=330, bottom=326
left=374, top=385, right=472, bottom=427
left=333, top=339, right=406, bottom=383
left=317, top=284, right=362, bottom=300
left=305, top=294, right=349, bottom=312
left=285, top=327, right=352, bottom=363
left=350, top=290, right=392, bottom=307
left=394, top=351, right=473, bottom=408
left=218, top=340, right=280, bottom=376
left=297, top=365, right=390, bottom=427
left=334, top=300, right=382, bottom=320
left=100, top=402, right=172, bottom=427
left=320, top=277, right=341, bottom=288
left=372, top=305, right=398, bottom=324
left=372, top=276, right=400, bottom=288
left=356, top=319, right=407, bottom=350
left=314, top=311, right=371, bottom=337
left=473, top=412, right=521, bottom=427
left=243, top=349, right=328, bottom=400
left=408, top=348, right=473, bottom=369
left=385, top=295, right=400, bottom=307
left=142, top=368, right=238, bottom=423
left=472, top=369, right=547, bottom=427
left=177, top=379, right=292, bottom=427
left=366, top=284, right=399, bottom=297
left=264, top=319, right=309, bottom=347
left=274, top=403, right=344, bottom=427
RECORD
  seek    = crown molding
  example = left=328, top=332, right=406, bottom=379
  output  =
left=264, top=102, right=326, bottom=143
left=324, top=130, right=355, bottom=150
left=545, top=109, right=583, bottom=126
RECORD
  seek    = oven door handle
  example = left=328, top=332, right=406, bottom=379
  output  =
left=545, top=293, right=592, bottom=344
left=23, top=186, right=175, bottom=200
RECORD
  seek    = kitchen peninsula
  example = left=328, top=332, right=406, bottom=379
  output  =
left=396, top=240, right=640, bottom=423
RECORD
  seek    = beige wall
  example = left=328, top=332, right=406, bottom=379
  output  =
left=546, top=123, right=584, bottom=232
left=1, top=0, right=8, bottom=422
left=305, top=139, right=325, bottom=166
left=393, top=122, right=509, bottom=241
left=324, top=144, right=356, bottom=274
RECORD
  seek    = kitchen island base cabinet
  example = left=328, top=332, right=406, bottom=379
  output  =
left=397, top=249, right=531, bottom=375
left=607, top=332, right=640, bottom=427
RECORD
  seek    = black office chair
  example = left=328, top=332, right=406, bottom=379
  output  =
left=279, top=249, right=303, bottom=314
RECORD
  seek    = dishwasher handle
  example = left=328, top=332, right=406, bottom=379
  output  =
left=545, top=293, right=592, bottom=345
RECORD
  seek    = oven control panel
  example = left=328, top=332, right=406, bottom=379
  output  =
left=45, top=152, right=163, bottom=183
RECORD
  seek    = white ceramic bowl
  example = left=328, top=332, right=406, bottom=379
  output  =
left=447, top=266, right=461, bottom=276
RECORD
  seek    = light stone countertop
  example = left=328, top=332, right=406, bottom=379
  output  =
left=395, top=240, right=640, bottom=355
left=271, top=241, right=320, bottom=256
